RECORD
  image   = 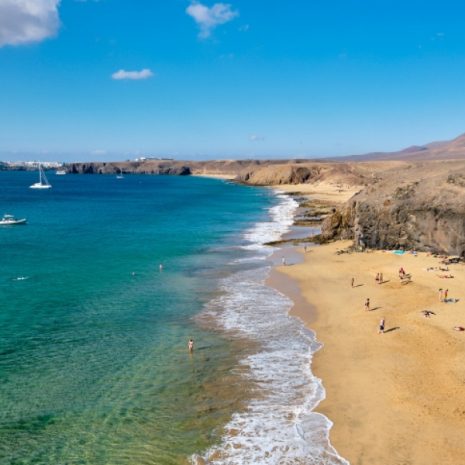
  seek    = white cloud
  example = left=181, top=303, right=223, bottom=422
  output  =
left=186, top=2, right=238, bottom=39
left=249, top=134, right=265, bottom=142
left=0, top=0, right=60, bottom=47
left=111, top=69, right=154, bottom=80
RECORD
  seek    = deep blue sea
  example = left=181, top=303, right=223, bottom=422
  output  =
left=0, top=171, right=348, bottom=465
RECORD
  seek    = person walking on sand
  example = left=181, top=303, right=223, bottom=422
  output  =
left=439, top=288, right=443, bottom=302
left=282, top=257, right=287, bottom=266
left=365, top=298, right=370, bottom=311
left=351, top=277, right=355, bottom=288
left=379, top=272, right=383, bottom=284
left=304, top=245, right=308, bottom=253
left=188, top=338, right=194, bottom=353
left=378, top=318, right=385, bottom=334
left=445, top=289, right=449, bottom=302
left=375, top=273, right=380, bottom=282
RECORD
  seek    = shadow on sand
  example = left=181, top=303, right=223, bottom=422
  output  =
left=384, top=326, right=400, bottom=333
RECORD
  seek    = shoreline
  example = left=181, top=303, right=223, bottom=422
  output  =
left=275, top=237, right=465, bottom=465
left=194, top=187, right=351, bottom=464
left=265, top=188, right=350, bottom=465
left=190, top=173, right=237, bottom=180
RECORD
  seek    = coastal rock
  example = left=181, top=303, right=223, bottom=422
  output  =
left=67, top=161, right=192, bottom=176
left=322, top=168, right=465, bottom=255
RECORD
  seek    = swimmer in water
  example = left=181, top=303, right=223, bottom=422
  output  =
left=188, top=338, right=194, bottom=353
left=159, top=264, right=163, bottom=272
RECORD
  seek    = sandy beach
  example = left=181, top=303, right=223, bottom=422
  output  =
left=277, top=240, right=465, bottom=465
left=277, top=181, right=362, bottom=204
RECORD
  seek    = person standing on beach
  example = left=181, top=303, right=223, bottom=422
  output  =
left=365, top=298, right=370, bottom=311
left=351, top=277, right=355, bottom=288
left=439, top=288, right=443, bottom=302
left=375, top=273, right=380, bottom=283
left=282, top=257, right=287, bottom=266
left=445, top=289, right=449, bottom=301
left=188, top=338, right=194, bottom=353
left=304, top=245, right=308, bottom=253
left=378, top=318, right=385, bottom=334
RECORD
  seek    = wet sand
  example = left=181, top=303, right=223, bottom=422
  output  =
left=278, top=240, right=465, bottom=465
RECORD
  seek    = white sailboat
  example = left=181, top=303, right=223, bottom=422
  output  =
left=30, top=164, right=52, bottom=189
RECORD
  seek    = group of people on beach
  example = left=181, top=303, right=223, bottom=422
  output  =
left=354, top=258, right=465, bottom=335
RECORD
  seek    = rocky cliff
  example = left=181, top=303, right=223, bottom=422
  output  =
left=65, top=159, right=302, bottom=177
left=67, top=160, right=193, bottom=175
left=321, top=161, right=465, bottom=255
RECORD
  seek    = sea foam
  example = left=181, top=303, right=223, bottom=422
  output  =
left=193, top=192, right=348, bottom=465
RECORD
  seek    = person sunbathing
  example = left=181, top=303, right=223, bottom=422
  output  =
left=453, top=326, right=465, bottom=331
left=421, top=310, right=436, bottom=318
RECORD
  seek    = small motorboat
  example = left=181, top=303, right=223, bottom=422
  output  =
left=0, top=214, right=27, bottom=225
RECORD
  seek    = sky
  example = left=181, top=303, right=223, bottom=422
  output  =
left=2, top=0, right=465, bottom=161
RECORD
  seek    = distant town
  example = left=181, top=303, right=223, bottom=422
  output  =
left=0, top=157, right=175, bottom=170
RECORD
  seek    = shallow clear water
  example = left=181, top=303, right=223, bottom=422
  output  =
left=0, top=173, right=348, bottom=465
left=0, top=171, right=274, bottom=464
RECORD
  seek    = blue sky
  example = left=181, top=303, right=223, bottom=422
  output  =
left=2, top=0, right=465, bottom=161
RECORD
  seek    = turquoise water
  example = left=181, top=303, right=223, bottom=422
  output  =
left=0, top=171, right=274, bottom=465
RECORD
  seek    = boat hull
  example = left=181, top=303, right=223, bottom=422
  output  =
left=30, top=183, right=52, bottom=189
left=0, top=219, right=27, bottom=225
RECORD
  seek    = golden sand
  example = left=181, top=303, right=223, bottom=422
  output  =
left=276, top=181, right=362, bottom=203
left=278, top=241, right=465, bottom=465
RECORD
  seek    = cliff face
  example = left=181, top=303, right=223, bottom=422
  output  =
left=322, top=168, right=465, bottom=255
left=67, top=161, right=192, bottom=175
left=235, top=161, right=380, bottom=186
left=66, top=159, right=291, bottom=176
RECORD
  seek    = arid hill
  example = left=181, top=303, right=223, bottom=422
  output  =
left=320, top=159, right=465, bottom=255
left=339, top=132, right=465, bottom=162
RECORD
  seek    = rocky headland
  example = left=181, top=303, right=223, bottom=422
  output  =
left=320, top=160, right=465, bottom=256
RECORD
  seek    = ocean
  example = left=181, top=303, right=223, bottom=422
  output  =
left=0, top=171, right=347, bottom=465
